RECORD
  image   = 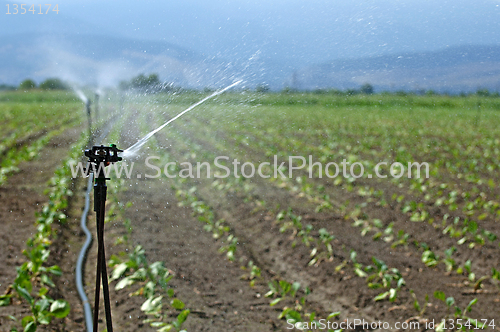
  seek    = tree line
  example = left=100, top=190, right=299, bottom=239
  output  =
left=3, top=76, right=499, bottom=97
left=0, top=78, right=69, bottom=91
left=2, top=74, right=179, bottom=93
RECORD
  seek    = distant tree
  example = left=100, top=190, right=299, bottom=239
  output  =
left=39, top=78, right=68, bottom=90
left=256, top=84, right=270, bottom=93
left=133, top=73, right=161, bottom=91
left=345, top=88, right=358, bottom=96
left=282, top=86, right=298, bottom=94
left=131, top=74, right=147, bottom=89
left=120, top=73, right=163, bottom=93
left=19, top=79, right=37, bottom=90
left=313, top=89, right=326, bottom=94
left=476, top=88, right=490, bottom=97
left=360, top=83, right=374, bottom=94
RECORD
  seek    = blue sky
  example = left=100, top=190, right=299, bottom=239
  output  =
left=1, top=0, right=500, bottom=88
left=3, top=0, right=500, bottom=65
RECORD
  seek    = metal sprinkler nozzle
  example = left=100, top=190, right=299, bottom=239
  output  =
left=84, top=144, right=123, bottom=165
left=83, top=144, right=123, bottom=177
left=83, top=144, right=122, bottom=332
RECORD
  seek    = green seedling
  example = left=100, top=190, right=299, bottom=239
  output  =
left=442, top=246, right=457, bottom=272
left=434, top=292, right=486, bottom=331
left=410, top=290, right=429, bottom=317
left=110, top=245, right=189, bottom=332
left=266, top=278, right=316, bottom=326
left=421, top=249, right=439, bottom=267
left=241, top=261, right=262, bottom=287
left=366, top=257, right=405, bottom=302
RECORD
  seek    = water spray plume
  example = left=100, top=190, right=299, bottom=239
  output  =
left=74, top=88, right=88, bottom=104
left=96, top=88, right=104, bottom=97
left=121, top=80, right=242, bottom=158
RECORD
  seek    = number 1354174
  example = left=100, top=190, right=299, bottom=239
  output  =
left=6, top=4, right=59, bottom=14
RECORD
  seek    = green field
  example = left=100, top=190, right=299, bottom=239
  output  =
left=1, top=89, right=500, bottom=331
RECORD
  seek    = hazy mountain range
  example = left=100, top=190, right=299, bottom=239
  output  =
left=293, top=45, right=500, bottom=93
left=0, top=32, right=499, bottom=93
left=0, top=33, right=239, bottom=89
left=1, top=0, right=500, bottom=92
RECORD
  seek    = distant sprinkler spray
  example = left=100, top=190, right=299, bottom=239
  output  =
left=121, top=80, right=242, bottom=158
left=119, top=92, right=125, bottom=112
left=73, top=88, right=93, bottom=140
left=75, top=88, right=88, bottom=104
left=94, top=92, right=100, bottom=124
left=86, top=99, right=92, bottom=137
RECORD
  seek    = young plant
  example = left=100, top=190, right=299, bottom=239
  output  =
left=409, top=290, right=429, bottom=318
left=7, top=283, right=69, bottom=332
left=265, top=279, right=311, bottom=325
left=110, top=245, right=190, bottom=331
left=433, top=292, right=487, bottom=331
left=420, top=244, right=439, bottom=268
left=240, top=260, right=262, bottom=287
left=366, top=257, right=405, bottom=302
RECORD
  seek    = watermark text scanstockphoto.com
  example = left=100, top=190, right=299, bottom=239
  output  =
left=286, top=318, right=496, bottom=330
left=70, top=155, right=430, bottom=180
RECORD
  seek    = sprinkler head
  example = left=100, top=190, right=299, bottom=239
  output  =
left=84, top=144, right=123, bottom=177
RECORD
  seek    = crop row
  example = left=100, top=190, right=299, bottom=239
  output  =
left=0, top=134, right=88, bottom=331
left=0, top=117, right=83, bottom=186
left=221, top=113, right=500, bottom=226
left=147, top=113, right=417, bottom=323
left=106, top=186, right=191, bottom=332
left=134, top=115, right=348, bottom=330
left=146, top=101, right=496, bottom=326
left=200, top=110, right=500, bottom=275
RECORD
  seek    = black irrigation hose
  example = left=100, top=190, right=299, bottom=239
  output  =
left=75, top=116, right=119, bottom=332
left=76, top=174, right=94, bottom=332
